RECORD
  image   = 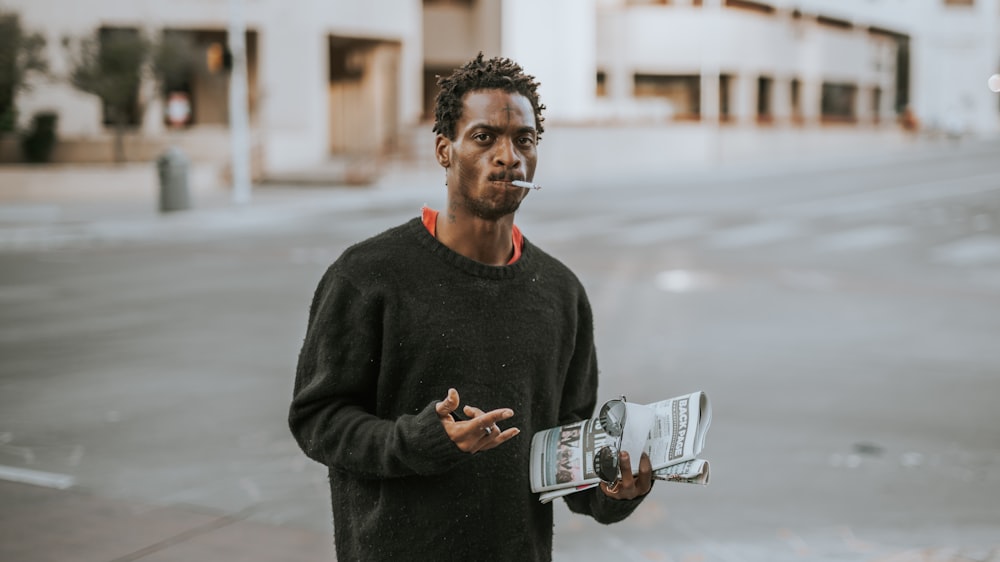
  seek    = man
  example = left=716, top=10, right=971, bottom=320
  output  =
left=289, top=53, right=653, bottom=561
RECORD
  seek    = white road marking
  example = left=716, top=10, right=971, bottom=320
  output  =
left=931, top=234, right=1000, bottom=266
left=0, top=465, right=75, bottom=489
left=656, top=269, right=718, bottom=293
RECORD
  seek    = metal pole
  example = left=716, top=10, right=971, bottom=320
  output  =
left=702, top=0, right=723, bottom=165
left=228, top=0, right=252, bottom=204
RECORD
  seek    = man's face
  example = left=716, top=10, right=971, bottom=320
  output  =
left=436, top=89, right=538, bottom=221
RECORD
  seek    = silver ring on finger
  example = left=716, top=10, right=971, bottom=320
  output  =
left=483, top=425, right=493, bottom=436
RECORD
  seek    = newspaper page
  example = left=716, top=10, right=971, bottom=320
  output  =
left=645, top=391, right=712, bottom=469
left=528, top=402, right=652, bottom=494
left=537, top=458, right=710, bottom=504
left=528, top=417, right=600, bottom=493
left=529, top=391, right=712, bottom=501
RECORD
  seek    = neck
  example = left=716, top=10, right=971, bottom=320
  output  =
left=435, top=210, right=515, bottom=266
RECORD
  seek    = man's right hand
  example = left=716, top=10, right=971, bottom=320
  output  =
left=435, top=388, right=520, bottom=453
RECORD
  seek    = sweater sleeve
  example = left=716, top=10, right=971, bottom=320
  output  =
left=558, top=290, right=650, bottom=523
left=288, top=266, right=469, bottom=478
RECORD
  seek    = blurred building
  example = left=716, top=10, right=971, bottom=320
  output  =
left=429, top=0, right=999, bottom=133
left=3, top=0, right=999, bottom=176
left=4, top=0, right=422, bottom=177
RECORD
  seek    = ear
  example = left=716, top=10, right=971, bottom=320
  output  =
left=434, top=134, right=451, bottom=168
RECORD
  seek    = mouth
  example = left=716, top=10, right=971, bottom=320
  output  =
left=491, top=178, right=542, bottom=189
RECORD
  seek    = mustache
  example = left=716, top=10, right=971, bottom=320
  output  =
left=487, top=172, right=526, bottom=182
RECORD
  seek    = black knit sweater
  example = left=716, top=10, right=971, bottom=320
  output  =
left=290, top=217, right=644, bottom=561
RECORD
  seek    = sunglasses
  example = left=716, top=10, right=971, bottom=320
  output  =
left=593, top=396, right=627, bottom=484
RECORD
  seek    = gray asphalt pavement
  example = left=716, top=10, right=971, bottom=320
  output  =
left=2, top=134, right=999, bottom=561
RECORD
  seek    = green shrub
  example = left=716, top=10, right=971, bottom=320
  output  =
left=20, top=111, right=57, bottom=163
left=0, top=106, right=17, bottom=133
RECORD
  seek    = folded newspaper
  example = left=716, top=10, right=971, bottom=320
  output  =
left=529, top=391, right=712, bottom=504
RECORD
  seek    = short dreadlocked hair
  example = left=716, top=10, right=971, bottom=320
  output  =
left=432, top=53, right=545, bottom=141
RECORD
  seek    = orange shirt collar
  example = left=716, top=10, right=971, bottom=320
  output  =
left=421, top=206, right=522, bottom=265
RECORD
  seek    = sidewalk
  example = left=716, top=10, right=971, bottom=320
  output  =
left=0, top=126, right=975, bottom=250
left=0, top=160, right=442, bottom=252
left=0, top=480, right=334, bottom=562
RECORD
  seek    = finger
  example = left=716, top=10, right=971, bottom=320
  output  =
left=475, top=427, right=521, bottom=452
left=468, top=407, right=515, bottom=428
left=638, top=452, right=653, bottom=476
left=435, top=388, right=460, bottom=418
left=639, top=451, right=653, bottom=469
left=636, top=452, right=654, bottom=493
left=455, top=406, right=513, bottom=440
left=464, top=405, right=507, bottom=436
left=618, top=451, right=635, bottom=488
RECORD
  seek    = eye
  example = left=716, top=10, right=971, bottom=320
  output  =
left=518, top=136, right=536, bottom=147
left=472, top=132, right=493, bottom=143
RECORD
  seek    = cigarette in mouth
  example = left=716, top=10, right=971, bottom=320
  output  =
left=511, top=180, right=541, bottom=190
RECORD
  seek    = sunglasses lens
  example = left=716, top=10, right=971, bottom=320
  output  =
left=599, top=399, right=627, bottom=436
left=594, top=446, right=620, bottom=483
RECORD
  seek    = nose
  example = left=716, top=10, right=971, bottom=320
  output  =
left=492, top=137, right=521, bottom=169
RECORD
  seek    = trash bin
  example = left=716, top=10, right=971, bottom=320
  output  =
left=157, top=146, right=191, bottom=212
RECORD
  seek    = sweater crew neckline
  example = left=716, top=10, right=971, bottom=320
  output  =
left=406, top=217, right=531, bottom=280
left=421, top=206, right=523, bottom=264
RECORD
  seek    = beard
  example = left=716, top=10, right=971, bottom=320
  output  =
left=449, top=162, right=531, bottom=221
left=462, top=189, right=525, bottom=221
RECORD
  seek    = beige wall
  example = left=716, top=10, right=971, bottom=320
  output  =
left=329, top=42, right=401, bottom=156
left=423, top=1, right=503, bottom=66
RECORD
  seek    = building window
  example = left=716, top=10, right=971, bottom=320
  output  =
left=597, top=71, right=607, bottom=97
left=330, top=39, right=370, bottom=83
left=627, top=0, right=670, bottom=5
left=757, top=76, right=773, bottom=122
left=720, top=74, right=732, bottom=121
left=790, top=78, right=802, bottom=123
left=942, top=0, right=974, bottom=5
left=634, top=74, right=700, bottom=119
left=872, top=87, right=882, bottom=123
left=821, top=82, right=857, bottom=121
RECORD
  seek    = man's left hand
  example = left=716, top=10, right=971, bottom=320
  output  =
left=599, top=451, right=653, bottom=500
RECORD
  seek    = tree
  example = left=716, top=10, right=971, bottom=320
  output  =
left=64, top=28, right=150, bottom=163
left=149, top=30, right=200, bottom=128
left=0, top=11, right=48, bottom=133
left=150, top=30, right=199, bottom=96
